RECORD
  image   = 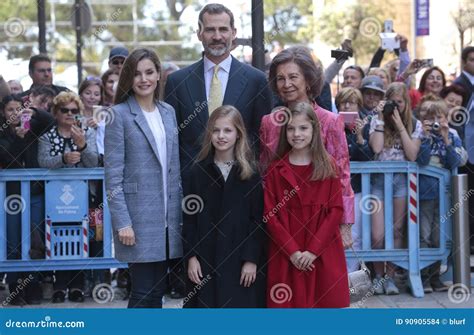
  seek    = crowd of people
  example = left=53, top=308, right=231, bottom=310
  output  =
left=0, top=3, right=473, bottom=308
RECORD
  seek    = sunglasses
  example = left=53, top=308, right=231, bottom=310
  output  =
left=112, top=58, right=125, bottom=65
left=59, top=107, right=80, bottom=114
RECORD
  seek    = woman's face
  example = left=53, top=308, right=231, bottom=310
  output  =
left=377, top=70, right=390, bottom=89
left=132, top=58, right=160, bottom=99
left=105, top=73, right=119, bottom=98
left=389, top=93, right=406, bottom=116
left=425, top=69, right=444, bottom=95
left=55, top=101, right=80, bottom=128
left=80, top=84, right=101, bottom=110
left=3, top=101, right=22, bottom=127
left=275, top=62, right=310, bottom=104
left=444, top=92, right=463, bottom=109
left=211, top=116, right=238, bottom=156
left=339, top=98, right=359, bottom=113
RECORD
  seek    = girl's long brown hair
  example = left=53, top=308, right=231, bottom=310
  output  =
left=196, top=105, right=255, bottom=180
left=383, top=82, right=413, bottom=148
left=275, top=102, right=336, bottom=180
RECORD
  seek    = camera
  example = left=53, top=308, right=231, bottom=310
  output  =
left=431, top=122, right=440, bottom=132
left=383, top=100, right=399, bottom=115
left=331, top=49, right=352, bottom=61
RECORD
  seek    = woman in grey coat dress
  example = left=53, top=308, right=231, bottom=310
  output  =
left=104, top=48, right=183, bottom=308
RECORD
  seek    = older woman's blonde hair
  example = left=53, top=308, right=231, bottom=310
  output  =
left=368, top=67, right=391, bottom=88
left=335, top=87, right=363, bottom=111
left=52, top=91, right=84, bottom=115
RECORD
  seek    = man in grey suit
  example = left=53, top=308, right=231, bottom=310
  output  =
left=165, top=3, right=272, bottom=191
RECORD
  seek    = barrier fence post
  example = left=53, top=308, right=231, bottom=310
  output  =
left=451, top=174, right=471, bottom=291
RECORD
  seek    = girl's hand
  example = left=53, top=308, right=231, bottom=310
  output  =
left=86, top=117, right=98, bottom=129
left=440, top=119, right=450, bottom=143
left=188, top=256, right=203, bottom=285
left=375, top=101, right=386, bottom=119
left=391, top=109, right=405, bottom=133
left=299, top=251, right=317, bottom=271
left=422, top=120, right=432, bottom=137
left=118, top=226, right=135, bottom=246
left=63, top=152, right=81, bottom=165
left=290, top=251, right=303, bottom=270
left=240, top=261, right=257, bottom=287
left=71, top=125, right=86, bottom=149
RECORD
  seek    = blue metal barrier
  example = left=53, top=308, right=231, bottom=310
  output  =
left=347, top=161, right=453, bottom=298
left=0, top=168, right=127, bottom=272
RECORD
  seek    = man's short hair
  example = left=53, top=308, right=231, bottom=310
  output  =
left=461, top=46, right=474, bottom=63
left=30, top=86, right=56, bottom=98
left=29, top=54, right=51, bottom=73
left=198, top=3, right=234, bottom=32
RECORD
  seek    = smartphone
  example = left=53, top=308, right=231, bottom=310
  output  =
left=20, top=113, right=31, bottom=130
left=340, top=112, right=359, bottom=126
left=418, top=58, right=434, bottom=69
left=74, top=115, right=83, bottom=129
left=384, top=20, right=394, bottom=33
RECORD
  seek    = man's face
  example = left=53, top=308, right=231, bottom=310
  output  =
left=197, top=12, right=236, bottom=62
left=463, top=51, right=474, bottom=75
left=109, top=57, right=125, bottom=72
left=30, top=61, right=52, bottom=86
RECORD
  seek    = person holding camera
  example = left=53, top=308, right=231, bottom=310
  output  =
left=416, top=98, right=465, bottom=293
left=368, top=82, right=423, bottom=295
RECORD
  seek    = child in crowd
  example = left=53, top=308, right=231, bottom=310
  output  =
left=416, top=99, right=465, bottom=293
left=369, top=82, right=422, bottom=295
left=183, top=105, right=264, bottom=308
left=264, top=102, right=349, bottom=308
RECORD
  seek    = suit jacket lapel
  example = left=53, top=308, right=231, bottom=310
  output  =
left=185, top=59, right=209, bottom=125
left=128, top=96, right=162, bottom=168
left=223, top=57, right=247, bottom=106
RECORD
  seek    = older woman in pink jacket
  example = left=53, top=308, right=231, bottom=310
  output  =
left=260, top=46, right=354, bottom=247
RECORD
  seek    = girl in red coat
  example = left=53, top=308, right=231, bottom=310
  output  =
left=264, top=102, right=350, bottom=308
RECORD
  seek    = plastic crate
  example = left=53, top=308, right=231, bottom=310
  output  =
left=50, top=226, right=85, bottom=260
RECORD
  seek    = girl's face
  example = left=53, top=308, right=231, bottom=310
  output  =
left=55, top=101, right=80, bottom=128
left=132, top=58, right=160, bottom=99
left=286, top=114, right=314, bottom=152
left=444, top=92, right=463, bottom=109
left=377, top=70, right=389, bottom=88
left=275, top=62, right=310, bottom=104
left=80, top=84, right=101, bottom=109
left=211, top=116, right=238, bottom=156
left=389, top=93, right=406, bottom=116
left=3, top=101, right=22, bottom=127
left=425, top=70, right=443, bottom=95
left=105, top=73, right=119, bottom=97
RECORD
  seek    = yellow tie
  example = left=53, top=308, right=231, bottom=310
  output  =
left=208, top=65, right=222, bottom=114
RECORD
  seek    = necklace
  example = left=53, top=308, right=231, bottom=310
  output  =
left=214, top=160, right=235, bottom=180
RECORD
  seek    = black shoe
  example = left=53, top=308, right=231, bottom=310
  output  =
left=68, top=289, right=84, bottom=302
left=431, top=278, right=449, bottom=292
left=52, top=290, right=65, bottom=303
left=169, top=288, right=185, bottom=299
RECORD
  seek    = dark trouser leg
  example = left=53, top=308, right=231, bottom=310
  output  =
left=128, top=261, right=169, bottom=308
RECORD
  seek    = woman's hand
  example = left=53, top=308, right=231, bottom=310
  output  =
left=71, top=125, right=86, bottom=149
left=439, top=119, right=450, bottom=144
left=240, top=261, right=257, bottom=287
left=63, top=152, right=81, bottom=165
left=118, top=226, right=135, bottom=246
left=290, top=251, right=303, bottom=270
left=15, top=127, right=29, bottom=139
left=392, top=109, right=405, bottom=133
left=375, top=100, right=386, bottom=120
left=86, top=117, right=98, bottom=129
left=353, top=118, right=366, bottom=143
left=299, top=251, right=317, bottom=271
left=188, top=256, right=203, bottom=284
